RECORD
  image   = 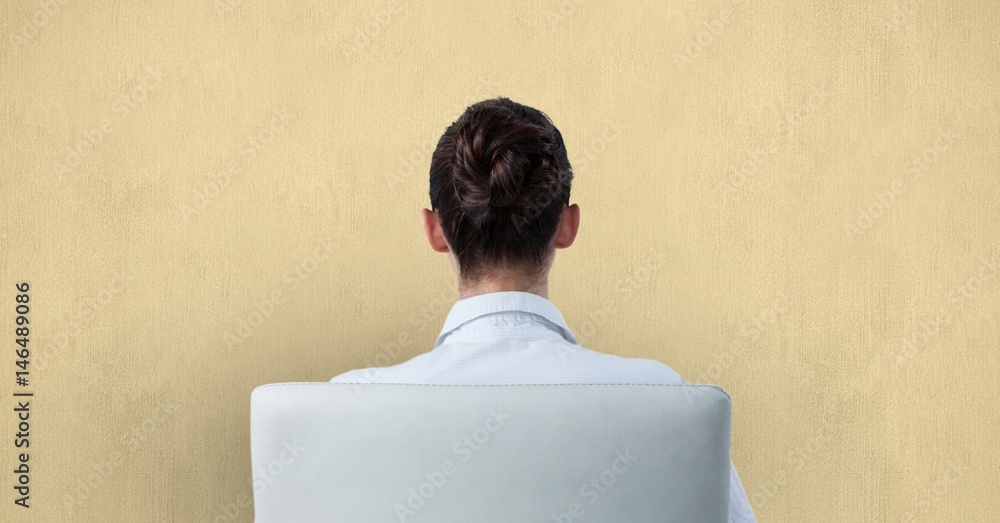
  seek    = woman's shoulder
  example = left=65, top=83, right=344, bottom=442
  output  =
left=627, top=357, right=686, bottom=384
left=570, top=345, right=686, bottom=384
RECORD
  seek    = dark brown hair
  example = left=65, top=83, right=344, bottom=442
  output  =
left=429, top=97, right=573, bottom=283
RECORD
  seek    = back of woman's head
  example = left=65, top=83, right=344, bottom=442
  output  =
left=429, top=98, right=574, bottom=283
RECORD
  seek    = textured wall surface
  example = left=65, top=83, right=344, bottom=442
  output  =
left=2, top=0, right=998, bottom=521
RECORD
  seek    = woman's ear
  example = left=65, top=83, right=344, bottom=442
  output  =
left=421, top=208, right=451, bottom=253
left=554, top=203, right=580, bottom=249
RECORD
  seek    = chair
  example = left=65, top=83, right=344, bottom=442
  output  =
left=250, top=382, right=731, bottom=522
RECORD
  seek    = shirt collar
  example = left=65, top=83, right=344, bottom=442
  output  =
left=434, top=291, right=579, bottom=348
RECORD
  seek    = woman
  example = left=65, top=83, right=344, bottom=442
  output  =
left=330, top=97, right=756, bottom=522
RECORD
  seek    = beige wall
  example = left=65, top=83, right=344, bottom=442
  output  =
left=2, top=0, right=998, bottom=521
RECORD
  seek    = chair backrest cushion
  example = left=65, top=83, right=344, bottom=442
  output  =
left=250, top=383, right=731, bottom=522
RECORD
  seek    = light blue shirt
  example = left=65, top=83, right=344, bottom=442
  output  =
left=330, top=290, right=757, bottom=522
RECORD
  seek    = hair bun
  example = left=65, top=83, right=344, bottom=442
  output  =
left=451, top=105, right=554, bottom=220
left=428, top=97, right=573, bottom=281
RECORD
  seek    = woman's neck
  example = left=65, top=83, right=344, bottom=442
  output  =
left=457, top=276, right=548, bottom=300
